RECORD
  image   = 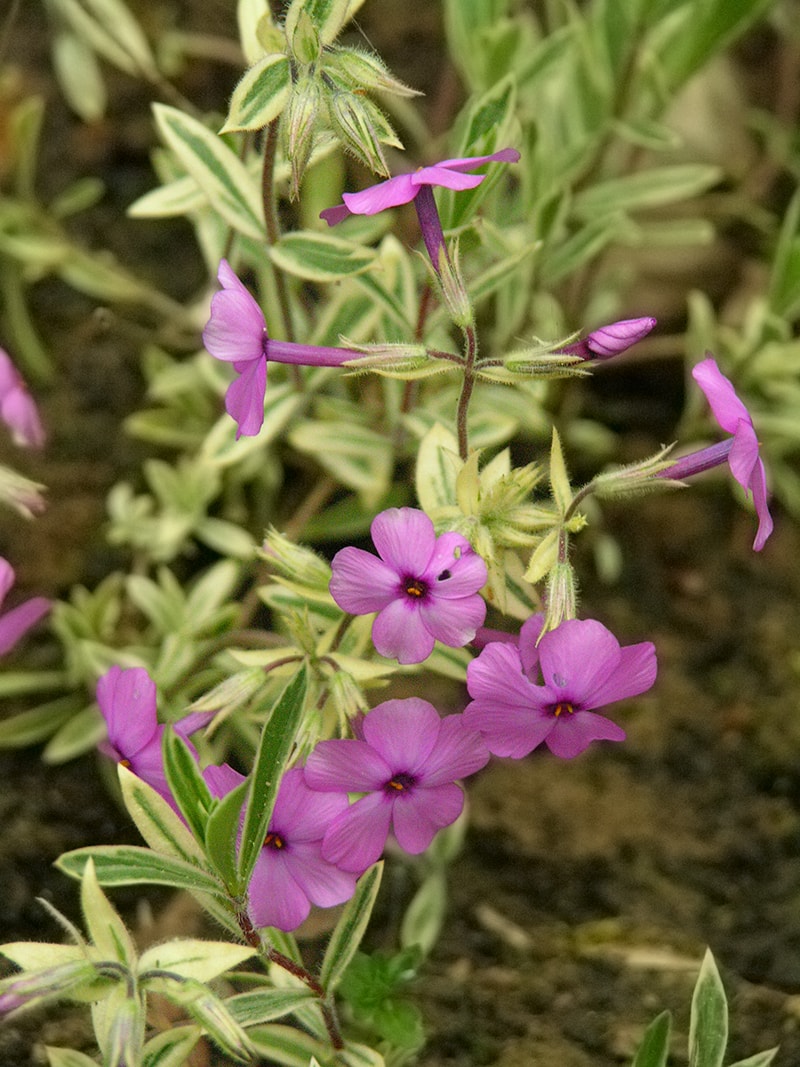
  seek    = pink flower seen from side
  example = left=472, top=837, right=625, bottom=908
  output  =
left=330, top=507, right=487, bottom=665
left=464, top=614, right=657, bottom=760
left=0, top=348, right=45, bottom=449
left=692, top=357, right=773, bottom=551
left=202, top=260, right=360, bottom=438
left=97, top=666, right=170, bottom=799
left=320, top=148, right=521, bottom=225
left=558, top=317, right=656, bottom=361
left=204, top=764, right=358, bottom=932
left=304, top=698, right=490, bottom=872
left=0, top=557, right=50, bottom=656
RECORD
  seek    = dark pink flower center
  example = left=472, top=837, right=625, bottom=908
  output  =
left=552, top=702, right=574, bottom=718
left=403, top=578, right=428, bottom=600
left=264, top=831, right=286, bottom=850
left=385, top=772, right=416, bottom=795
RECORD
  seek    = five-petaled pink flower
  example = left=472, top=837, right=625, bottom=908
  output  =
left=304, top=698, right=489, bottom=872
left=330, top=506, right=487, bottom=664
left=0, top=348, right=45, bottom=449
left=464, top=614, right=657, bottom=760
left=0, top=556, right=50, bottom=656
left=204, top=763, right=358, bottom=932
left=202, top=260, right=359, bottom=438
left=320, top=148, right=520, bottom=267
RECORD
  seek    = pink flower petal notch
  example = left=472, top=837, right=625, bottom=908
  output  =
left=329, top=506, right=488, bottom=664
left=464, top=614, right=657, bottom=760
left=304, top=698, right=489, bottom=872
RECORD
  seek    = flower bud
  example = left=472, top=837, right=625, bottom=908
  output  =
left=542, top=561, right=578, bottom=634
left=260, top=527, right=332, bottom=593
left=284, top=74, right=321, bottom=198
left=327, top=91, right=390, bottom=175
left=437, top=242, right=474, bottom=328
left=559, top=317, right=656, bottom=361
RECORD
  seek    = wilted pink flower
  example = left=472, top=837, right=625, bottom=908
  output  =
left=0, top=557, right=50, bottom=656
left=96, top=666, right=207, bottom=805
left=321, top=148, right=520, bottom=266
left=202, top=260, right=359, bottom=437
left=657, top=356, right=773, bottom=551
left=304, top=698, right=489, bottom=872
left=464, top=614, right=657, bottom=759
left=0, top=348, right=45, bottom=449
left=204, top=764, right=358, bottom=932
left=330, top=507, right=487, bottom=664
left=558, top=317, right=656, bottom=360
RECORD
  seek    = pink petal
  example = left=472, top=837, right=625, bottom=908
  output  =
left=285, top=842, right=357, bottom=907
left=305, top=738, right=391, bottom=793
left=97, top=666, right=158, bottom=756
left=391, top=784, right=464, bottom=854
left=518, top=614, right=545, bottom=678
left=248, top=850, right=310, bottom=931
left=544, top=711, right=625, bottom=759
left=421, top=714, right=489, bottom=786
left=371, top=507, right=436, bottom=574
left=321, top=793, right=393, bottom=872
left=225, top=354, right=267, bottom=438
left=728, top=421, right=760, bottom=490
left=581, top=641, right=657, bottom=709
left=466, top=642, right=534, bottom=709
left=372, top=597, right=435, bottom=664
left=320, top=203, right=352, bottom=226
left=203, top=263, right=266, bottom=364
left=1, top=389, right=45, bottom=449
left=463, top=696, right=555, bottom=759
left=692, top=358, right=749, bottom=435
left=423, top=535, right=487, bottom=598
left=436, top=148, right=521, bottom=172
left=0, top=596, right=50, bottom=655
left=204, top=763, right=245, bottom=798
left=0, top=558, right=15, bottom=604
left=538, top=619, right=622, bottom=701
left=418, top=591, right=486, bottom=648
left=362, top=699, right=441, bottom=774
left=127, top=729, right=170, bottom=796
left=329, top=547, right=400, bottom=614
left=411, top=166, right=485, bottom=192
left=748, top=456, right=773, bottom=551
left=272, top=768, right=349, bottom=841
left=341, top=174, right=417, bottom=214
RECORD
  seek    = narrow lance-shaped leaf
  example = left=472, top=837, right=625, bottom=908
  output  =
left=57, top=845, right=226, bottom=897
left=727, top=1050, right=779, bottom=1067
left=688, top=949, right=728, bottom=1067
left=141, top=1027, right=201, bottom=1067
left=205, top=780, right=249, bottom=894
left=222, top=54, right=292, bottom=133
left=632, top=1009, right=671, bottom=1067
left=549, top=427, right=572, bottom=518
left=118, top=764, right=209, bottom=868
left=237, top=667, right=309, bottom=884
left=269, top=232, right=375, bottom=282
left=162, top=728, right=215, bottom=842
left=153, top=104, right=265, bottom=240
left=79, top=859, right=137, bottom=966
left=319, top=861, right=383, bottom=991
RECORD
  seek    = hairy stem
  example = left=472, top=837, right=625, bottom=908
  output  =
left=456, top=324, right=478, bottom=461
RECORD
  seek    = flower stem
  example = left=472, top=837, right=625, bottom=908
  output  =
left=456, top=324, right=478, bottom=460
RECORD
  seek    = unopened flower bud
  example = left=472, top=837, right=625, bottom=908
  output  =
left=284, top=75, right=321, bottom=198
left=327, top=91, right=390, bottom=175
left=542, top=561, right=578, bottom=634
left=0, top=960, right=101, bottom=1016
left=559, top=317, right=656, bottom=361
left=260, top=527, right=331, bottom=592
left=437, top=242, right=474, bottom=328
left=0, top=464, right=46, bottom=518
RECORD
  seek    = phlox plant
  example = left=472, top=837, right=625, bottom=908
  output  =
left=0, top=0, right=792, bottom=1065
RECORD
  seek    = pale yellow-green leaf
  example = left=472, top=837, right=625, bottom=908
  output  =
left=222, top=53, right=292, bottom=133
left=138, top=940, right=256, bottom=983
left=455, top=449, right=482, bottom=516
left=548, top=427, right=572, bottom=517
left=416, top=423, right=462, bottom=513
left=0, top=943, right=86, bottom=970
left=524, top=529, right=559, bottom=585
left=80, top=859, right=137, bottom=965
left=118, top=765, right=208, bottom=867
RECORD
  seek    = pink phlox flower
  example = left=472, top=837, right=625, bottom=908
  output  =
left=202, top=260, right=361, bottom=438
left=203, top=764, right=358, bottom=932
left=330, top=506, right=488, bottom=665
left=320, top=148, right=521, bottom=225
left=0, top=348, right=45, bottom=449
left=96, top=666, right=205, bottom=806
left=305, top=698, right=489, bottom=872
left=464, top=614, right=657, bottom=760
left=0, top=557, right=50, bottom=656
left=692, top=356, right=773, bottom=551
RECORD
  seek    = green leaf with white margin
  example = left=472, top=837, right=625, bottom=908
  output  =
left=416, top=423, right=461, bottom=513
left=289, top=420, right=393, bottom=506
left=573, top=165, right=722, bottom=220
left=237, top=0, right=276, bottom=65
left=48, top=0, right=157, bottom=76
left=688, top=950, right=728, bottom=1067
left=45, top=1048, right=100, bottom=1067
left=57, top=845, right=226, bottom=896
left=118, top=764, right=210, bottom=868
left=128, top=174, right=207, bottom=219
left=631, top=1009, right=671, bottom=1067
left=320, top=862, right=383, bottom=991
left=138, top=939, right=255, bottom=982
left=225, top=988, right=315, bottom=1027
left=727, top=1050, right=779, bottom=1067
left=222, top=53, right=292, bottom=133
left=195, top=517, right=257, bottom=559
left=285, top=0, right=365, bottom=45
left=162, top=729, right=215, bottom=842
left=142, top=1026, right=201, bottom=1067
left=524, top=528, right=559, bottom=585
left=548, top=427, right=571, bottom=517
left=400, top=869, right=447, bottom=959
left=269, top=231, right=375, bottom=282
left=80, top=859, right=136, bottom=965
left=248, top=1024, right=328, bottom=1065
left=338, top=1042, right=387, bottom=1067
left=42, top=704, right=106, bottom=764
left=204, top=779, right=248, bottom=893
left=0, top=943, right=86, bottom=971
left=153, top=104, right=264, bottom=240
left=237, top=667, right=309, bottom=885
